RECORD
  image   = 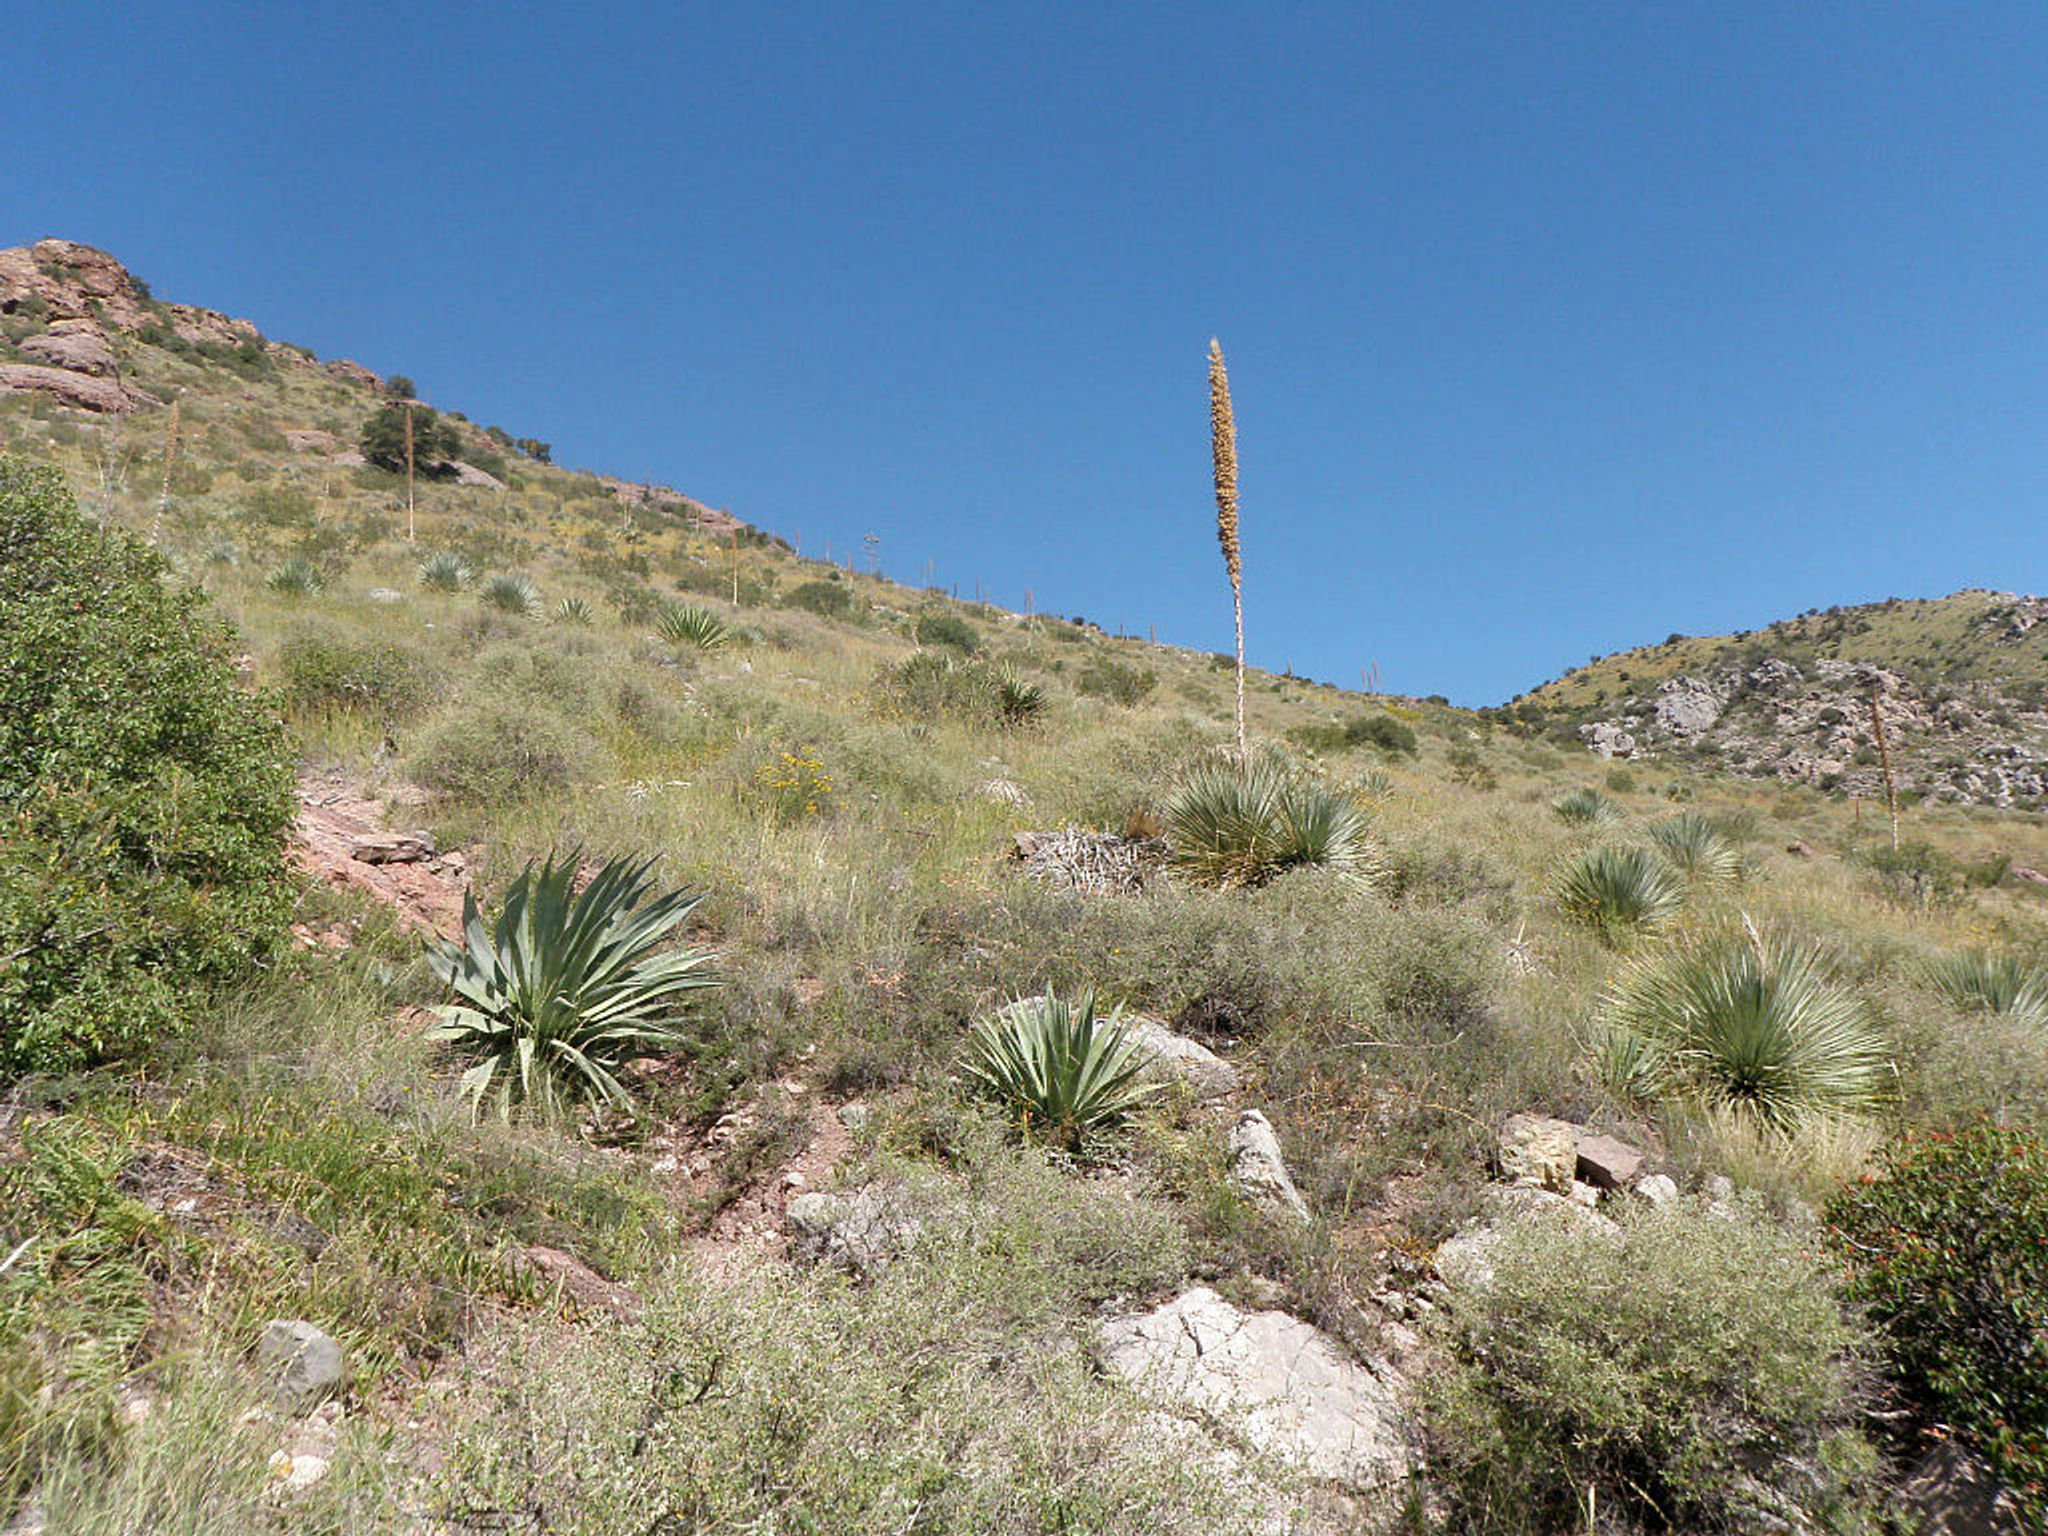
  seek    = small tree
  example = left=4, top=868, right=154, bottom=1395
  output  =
left=360, top=400, right=460, bottom=476
left=384, top=373, right=417, bottom=399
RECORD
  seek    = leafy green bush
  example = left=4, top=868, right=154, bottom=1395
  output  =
left=479, top=572, right=540, bottom=616
left=1596, top=932, right=1890, bottom=1133
left=1426, top=1198, right=1882, bottom=1533
left=786, top=578, right=854, bottom=618
left=1551, top=786, right=1620, bottom=826
left=1862, top=839, right=1959, bottom=908
left=1162, top=758, right=1377, bottom=889
left=1553, top=845, right=1683, bottom=940
left=417, top=549, right=470, bottom=592
left=1829, top=1122, right=2048, bottom=1517
left=411, top=699, right=591, bottom=803
left=913, top=610, right=979, bottom=652
left=1648, top=810, right=1743, bottom=882
left=357, top=399, right=460, bottom=475
left=1290, top=713, right=1420, bottom=756
left=0, top=457, right=294, bottom=1072
left=1925, top=950, right=2048, bottom=1029
left=1076, top=658, right=1158, bottom=706
left=652, top=600, right=731, bottom=651
left=426, top=851, right=721, bottom=1121
left=277, top=632, right=436, bottom=724
left=963, top=991, right=1160, bottom=1154
left=873, top=651, right=1040, bottom=729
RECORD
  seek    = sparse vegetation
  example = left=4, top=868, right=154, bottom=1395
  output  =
left=418, top=548, right=470, bottom=591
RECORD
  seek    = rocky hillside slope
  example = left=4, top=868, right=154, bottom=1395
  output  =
left=1504, top=592, right=2048, bottom=808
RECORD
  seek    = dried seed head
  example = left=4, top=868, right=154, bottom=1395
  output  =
left=1209, top=338, right=1240, bottom=586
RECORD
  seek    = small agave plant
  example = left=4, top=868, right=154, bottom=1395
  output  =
left=963, top=990, right=1160, bottom=1154
left=418, top=549, right=471, bottom=592
left=425, top=851, right=721, bottom=1121
left=265, top=556, right=323, bottom=597
left=480, top=572, right=541, bottom=616
left=653, top=601, right=731, bottom=651
left=551, top=595, right=595, bottom=626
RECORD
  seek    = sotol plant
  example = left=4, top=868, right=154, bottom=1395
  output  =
left=551, top=596, right=595, bottom=627
left=1925, top=949, right=2048, bottom=1028
left=1595, top=930, right=1890, bottom=1133
left=265, top=556, right=322, bottom=597
left=425, top=851, right=721, bottom=1121
left=1162, top=756, right=1377, bottom=889
left=653, top=601, right=731, bottom=651
left=480, top=572, right=540, bottom=616
left=1552, top=787, right=1620, bottom=827
left=1555, top=845, right=1684, bottom=940
left=1649, top=811, right=1743, bottom=883
left=964, top=991, right=1161, bottom=1153
left=417, top=550, right=470, bottom=592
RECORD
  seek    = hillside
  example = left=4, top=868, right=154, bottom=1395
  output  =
left=3, top=243, right=2044, bottom=1533
left=1503, top=590, right=2048, bottom=809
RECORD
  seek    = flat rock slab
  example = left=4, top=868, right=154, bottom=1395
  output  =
left=1100, top=1288, right=1413, bottom=1492
left=1574, top=1132, right=1643, bottom=1190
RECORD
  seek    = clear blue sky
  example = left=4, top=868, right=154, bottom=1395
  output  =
left=9, top=3, right=2048, bottom=704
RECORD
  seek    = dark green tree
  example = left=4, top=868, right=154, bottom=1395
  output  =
left=0, top=457, right=295, bottom=1071
left=359, top=400, right=461, bottom=476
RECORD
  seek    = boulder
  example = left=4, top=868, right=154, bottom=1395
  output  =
left=452, top=461, right=506, bottom=490
left=256, top=1320, right=346, bottom=1414
left=786, top=1186, right=924, bottom=1278
left=325, top=358, right=382, bottom=390
left=1900, top=1440, right=2026, bottom=1536
left=1099, top=1288, right=1415, bottom=1494
left=0, top=362, right=134, bottom=413
left=19, top=318, right=117, bottom=377
left=1230, top=1109, right=1310, bottom=1222
left=1497, top=1114, right=1578, bottom=1194
left=1635, top=1173, right=1680, bottom=1206
left=349, top=832, right=433, bottom=865
left=1124, top=1015, right=1240, bottom=1098
left=1574, top=1132, right=1644, bottom=1190
left=285, top=428, right=342, bottom=455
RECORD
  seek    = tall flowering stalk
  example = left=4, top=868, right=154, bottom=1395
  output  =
left=1209, top=338, right=1245, bottom=757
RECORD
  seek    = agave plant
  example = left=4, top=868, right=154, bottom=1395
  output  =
left=1554, top=845, right=1685, bottom=940
left=653, top=602, right=731, bottom=651
left=1161, top=757, right=1377, bottom=888
left=418, top=550, right=471, bottom=592
left=265, top=556, right=323, bottom=597
left=1649, top=812, right=1743, bottom=883
left=551, top=595, right=595, bottom=627
left=480, top=572, right=541, bottom=616
left=1925, top=950, right=2048, bottom=1028
left=963, top=990, right=1161, bottom=1153
left=1594, top=931, right=1891, bottom=1133
left=1552, top=787, right=1620, bottom=827
left=425, top=851, right=721, bottom=1121
left=992, top=663, right=1047, bottom=726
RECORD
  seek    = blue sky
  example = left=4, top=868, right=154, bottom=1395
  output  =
left=9, top=3, right=2048, bottom=703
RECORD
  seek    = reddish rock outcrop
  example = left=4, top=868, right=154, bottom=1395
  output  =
left=0, top=362, right=137, bottom=413
left=19, top=317, right=118, bottom=377
left=325, top=358, right=381, bottom=390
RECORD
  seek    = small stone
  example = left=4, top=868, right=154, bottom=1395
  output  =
left=839, top=1102, right=871, bottom=1136
left=1574, top=1132, right=1644, bottom=1190
left=366, top=587, right=404, bottom=604
left=257, top=1321, right=346, bottom=1415
left=1704, top=1174, right=1736, bottom=1203
left=1568, top=1180, right=1601, bottom=1209
left=1229, top=1110, right=1310, bottom=1223
left=267, top=1451, right=330, bottom=1491
left=1635, top=1173, right=1679, bottom=1206
left=1497, top=1114, right=1579, bottom=1194
left=1786, top=841, right=1816, bottom=858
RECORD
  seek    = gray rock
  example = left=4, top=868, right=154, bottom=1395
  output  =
left=1635, top=1173, right=1680, bottom=1206
left=366, top=587, right=405, bottom=604
left=1230, top=1110, right=1310, bottom=1222
left=1497, top=1114, right=1578, bottom=1194
left=257, top=1320, right=346, bottom=1414
left=1125, top=1015, right=1241, bottom=1099
left=1100, top=1288, right=1416, bottom=1494
left=786, top=1186, right=924, bottom=1277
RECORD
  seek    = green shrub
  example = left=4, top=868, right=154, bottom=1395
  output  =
left=1551, top=786, right=1620, bottom=826
left=0, top=457, right=294, bottom=1072
left=1862, top=839, right=1959, bottom=908
left=358, top=399, right=459, bottom=475
left=913, top=610, right=979, bottom=652
left=873, top=652, right=1040, bottom=729
left=1553, top=845, right=1683, bottom=940
left=652, top=600, right=731, bottom=651
left=1648, top=810, right=1743, bottom=882
left=963, top=991, right=1160, bottom=1154
left=1161, top=758, right=1377, bottom=889
left=1829, top=1122, right=2048, bottom=1517
left=1596, top=932, right=1890, bottom=1133
left=417, top=549, right=470, bottom=591
left=1426, top=1198, right=1882, bottom=1533
left=1076, top=658, right=1158, bottom=706
left=1289, top=713, right=1419, bottom=756
left=786, top=578, right=854, bottom=618
left=277, top=632, right=436, bottom=723
left=426, top=851, right=722, bottom=1121
left=1925, top=950, right=2048, bottom=1029
left=411, top=700, right=590, bottom=803
left=479, top=572, right=540, bottom=616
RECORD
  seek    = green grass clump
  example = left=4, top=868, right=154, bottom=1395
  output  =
left=1596, top=932, right=1890, bottom=1133
left=479, top=571, right=540, bottom=616
left=1553, top=845, right=1683, bottom=940
left=1550, top=786, right=1620, bottom=826
left=263, top=554, right=322, bottom=596
left=1161, top=757, right=1376, bottom=889
left=1924, top=949, right=2048, bottom=1028
left=653, top=600, right=731, bottom=651
left=427, top=850, right=722, bottom=1121
left=1426, top=1197, right=1882, bottom=1533
left=1648, top=810, right=1743, bottom=882
left=963, top=991, right=1160, bottom=1154
left=417, top=548, right=471, bottom=591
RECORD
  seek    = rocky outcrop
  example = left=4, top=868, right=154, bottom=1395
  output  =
left=1496, top=1114, right=1578, bottom=1195
left=325, top=358, right=382, bottom=390
left=19, top=317, right=117, bottom=376
left=1100, top=1288, right=1416, bottom=1495
left=785, top=1185, right=928, bottom=1278
left=0, top=362, right=139, bottom=413
left=0, top=239, right=154, bottom=329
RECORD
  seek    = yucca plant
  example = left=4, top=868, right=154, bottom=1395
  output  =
left=992, top=663, right=1046, bottom=726
left=653, top=601, right=731, bottom=651
left=1162, top=756, right=1377, bottom=889
left=1649, top=811, right=1743, bottom=883
left=963, top=990, right=1161, bottom=1153
left=1552, top=787, right=1620, bottom=827
left=418, top=549, right=471, bottom=592
left=480, top=572, right=540, bottom=616
left=424, top=851, right=721, bottom=1122
left=1594, top=931, right=1891, bottom=1133
left=1925, top=950, right=2048, bottom=1028
left=1554, top=845, right=1685, bottom=940
left=551, top=595, right=595, bottom=627
left=265, top=556, right=322, bottom=597
left=1209, top=338, right=1247, bottom=758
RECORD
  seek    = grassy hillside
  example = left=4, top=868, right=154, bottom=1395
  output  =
left=3, top=250, right=2045, bottom=1531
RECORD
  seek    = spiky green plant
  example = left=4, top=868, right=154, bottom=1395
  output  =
left=1162, top=757, right=1377, bottom=889
left=1595, top=932, right=1891, bottom=1133
left=1925, top=950, right=2048, bottom=1028
left=992, top=664, right=1047, bottom=726
left=479, top=572, right=540, bottom=616
left=424, top=851, right=721, bottom=1121
left=417, top=550, right=470, bottom=592
left=551, top=596, right=595, bottom=627
left=1552, top=787, right=1620, bottom=827
left=963, top=991, right=1161, bottom=1153
left=1554, top=845, right=1684, bottom=940
left=264, top=557, right=322, bottom=597
left=653, top=602, right=731, bottom=651
left=1649, top=811, right=1743, bottom=883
